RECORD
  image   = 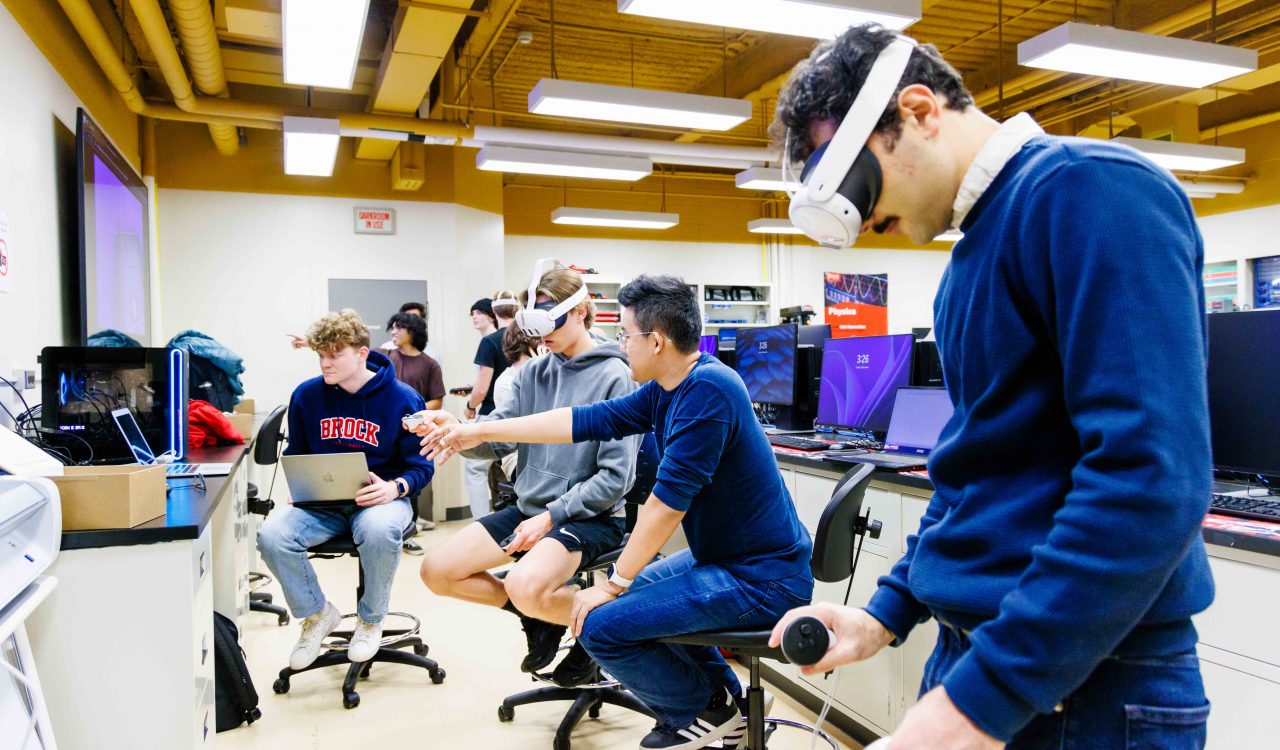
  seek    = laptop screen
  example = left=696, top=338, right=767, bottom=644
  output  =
left=882, top=388, right=954, bottom=456
left=111, top=407, right=155, bottom=463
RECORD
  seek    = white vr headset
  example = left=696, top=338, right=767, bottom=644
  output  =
left=787, top=35, right=917, bottom=249
left=514, top=258, right=589, bottom=337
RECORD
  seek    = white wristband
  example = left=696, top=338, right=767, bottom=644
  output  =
left=608, top=569, right=633, bottom=591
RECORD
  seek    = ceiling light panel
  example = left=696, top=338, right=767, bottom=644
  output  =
left=1111, top=137, right=1245, bottom=172
left=747, top=219, right=806, bottom=234
left=283, top=0, right=372, bottom=89
left=283, top=116, right=341, bottom=176
left=477, top=147, right=652, bottom=181
left=552, top=207, right=679, bottom=229
left=735, top=167, right=798, bottom=192
left=529, top=79, right=752, bottom=131
left=1018, top=22, right=1257, bottom=88
left=618, top=0, right=920, bottom=37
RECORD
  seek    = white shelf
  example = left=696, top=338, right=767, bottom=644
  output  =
left=704, top=301, right=770, bottom=306
left=593, top=298, right=620, bottom=304
left=1203, top=282, right=1237, bottom=288
left=594, top=321, right=621, bottom=327
left=704, top=322, right=773, bottom=328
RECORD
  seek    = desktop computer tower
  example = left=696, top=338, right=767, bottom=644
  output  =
left=40, top=346, right=189, bottom=462
left=775, top=345, right=822, bottom=431
left=912, top=340, right=944, bottom=387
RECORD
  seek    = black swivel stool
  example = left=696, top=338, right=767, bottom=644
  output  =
left=247, top=406, right=290, bottom=626
left=252, top=404, right=446, bottom=709
left=661, top=463, right=879, bottom=750
left=497, top=434, right=660, bottom=750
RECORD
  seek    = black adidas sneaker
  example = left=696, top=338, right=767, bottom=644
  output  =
left=720, top=689, right=775, bottom=749
left=639, top=687, right=741, bottom=749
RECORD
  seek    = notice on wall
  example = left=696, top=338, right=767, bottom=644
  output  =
left=824, top=272, right=887, bottom=338
left=354, top=207, right=396, bottom=235
left=0, top=212, right=10, bottom=294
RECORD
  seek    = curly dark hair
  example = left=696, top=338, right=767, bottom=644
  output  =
left=386, top=311, right=427, bottom=351
left=772, top=24, right=973, bottom=164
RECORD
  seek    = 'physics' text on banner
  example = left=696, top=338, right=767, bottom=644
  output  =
left=824, top=272, right=887, bottom=338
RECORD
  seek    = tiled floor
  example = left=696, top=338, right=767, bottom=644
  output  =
left=220, top=520, right=859, bottom=749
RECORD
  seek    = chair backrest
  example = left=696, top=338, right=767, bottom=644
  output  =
left=253, top=405, right=287, bottom=466
left=811, top=463, right=876, bottom=583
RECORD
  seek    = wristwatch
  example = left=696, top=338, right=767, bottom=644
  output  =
left=394, top=478, right=410, bottom=498
left=607, top=564, right=633, bottom=592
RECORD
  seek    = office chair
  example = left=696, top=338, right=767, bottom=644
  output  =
left=660, top=463, right=878, bottom=750
left=247, top=406, right=289, bottom=626
left=253, top=406, right=446, bottom=709
left=497, top=434, right=660, bottom=750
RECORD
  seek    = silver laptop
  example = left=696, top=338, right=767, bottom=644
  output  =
left=847, top=388, right=953, bottom=471
left=280, top=453, right=371, bottom=505
left=111, top=408, right=233, bottom=477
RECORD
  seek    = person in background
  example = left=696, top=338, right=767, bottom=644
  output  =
left=259, top=309, right=433, bottom=669
left=460, top=298, right=506, bottom=520
left=381, top=301, right=443, bottom=364
left=766, top=24, right=1213, bottom=750
left=386, top=310, right=446, bottom=544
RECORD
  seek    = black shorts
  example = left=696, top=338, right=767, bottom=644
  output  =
left=478, top=504, right=626, bottom=571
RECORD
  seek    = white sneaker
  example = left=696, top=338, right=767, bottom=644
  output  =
left=347, top=619, right=384, bottom=663
left=289, top=602, right=342, bottom=670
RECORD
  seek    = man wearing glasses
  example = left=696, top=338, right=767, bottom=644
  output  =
left=414, top=274, right=812, bottom=750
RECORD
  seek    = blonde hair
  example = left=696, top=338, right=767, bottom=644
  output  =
left=306, top=309, right=371, bottom=354
left=520, top=265, right=593, bottom=328
left=491, top=289, right=520, bottom=320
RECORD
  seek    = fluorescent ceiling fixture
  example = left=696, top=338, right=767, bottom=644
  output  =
left=552, top=207, right=679, bottom=229
left=1177, top=179, right=1245, bottom=197
left=529, top=78, right=751, bottom=131
left=748, top=218, right=805, bottom=234
left=618, top=0, right=919, bottom=38
left=283, top=0, right=371, bottom=89
left=1111, top=137, right=1245, bottom=172
left=283, top=116, right=340, bottom=176
left=934, top=229, right=964, bottom=242
left=477, top=146, right=652, bottom=181
left=736, top=167, right=798, bottom=192
left=1018, top=22, right=1257, bottom=88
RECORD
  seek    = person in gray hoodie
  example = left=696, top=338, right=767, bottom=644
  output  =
left=417, top=264, right=638, bottom=687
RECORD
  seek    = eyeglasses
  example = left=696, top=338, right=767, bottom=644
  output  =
left=615, top=331, right=671, bottom=346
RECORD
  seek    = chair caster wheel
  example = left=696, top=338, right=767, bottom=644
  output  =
left=272, top=678, right=289, bottom=694
left=498, top=705, right=514, bottom=722
left=415, top=644, right=429, bottom=657
left=588, top=704, right=601, bottom=719
left=343, top=692, right=360, bottom=709
left=277, top=614, right=290, bottom=626
left=360, top=663, right=373, bottom=679
left=431, top=668, right=446, bottom=684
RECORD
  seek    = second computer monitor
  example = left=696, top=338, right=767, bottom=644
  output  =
left=816, top=333, right=915, bottom=432
left=735, top=324, right=797, bottom=406
left=698, top=334, right=719, bottom=355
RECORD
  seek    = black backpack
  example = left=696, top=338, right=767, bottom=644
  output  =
left=214, top=611, right=262, bottom=732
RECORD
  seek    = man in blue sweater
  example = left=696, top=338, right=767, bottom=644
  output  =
left=259, top=309, right=434, bottom=671
left=416, top=276, right=812, bottom=750
left=767, top=25, right=1214, bottom=750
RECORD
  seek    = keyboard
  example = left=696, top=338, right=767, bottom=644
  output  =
left=1209, top=493, right=1280, bottom=523
left=768, top=435, right=833, bottom=452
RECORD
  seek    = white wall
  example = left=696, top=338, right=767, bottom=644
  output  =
left=0, top=5, right=162, bottom=425
left=506, top=235, right=950, bottom=335
left=1197, top=206, right=1280, bottom=310
left=157, top=189, right=505, bottom=514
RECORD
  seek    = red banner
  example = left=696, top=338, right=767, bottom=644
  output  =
left=824, top=272, right=888, bottom=338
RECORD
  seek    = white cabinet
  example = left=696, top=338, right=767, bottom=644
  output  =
left=699, top=283, right=776, bottom=331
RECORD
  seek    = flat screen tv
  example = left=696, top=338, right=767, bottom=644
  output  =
left=76, top=108, right=151, bottom=344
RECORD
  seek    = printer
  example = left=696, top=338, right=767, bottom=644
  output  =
left=0, top=477, right=61, bottom=609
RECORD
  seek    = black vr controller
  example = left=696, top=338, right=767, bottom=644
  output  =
left=781, top=615, right=838, bottom=667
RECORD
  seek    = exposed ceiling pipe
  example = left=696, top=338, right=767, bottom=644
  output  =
left=471, top=126, right=777, bottom=169
left=454, top=0, right=524, bottom=105
left=167, top=0, right=238, bottom=155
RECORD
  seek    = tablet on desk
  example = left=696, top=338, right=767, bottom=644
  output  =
left=280, top=453, right=370, bottom=506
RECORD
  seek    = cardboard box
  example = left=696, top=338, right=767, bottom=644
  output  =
left=52, top=465, right=167, bottom=531
left=225, top=412, right=254, bottom=440
left=234, top=398, right=256, bottom=415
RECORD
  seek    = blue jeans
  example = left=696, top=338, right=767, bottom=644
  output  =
left=922, top=625, right=1210, bottom=749
left=257, top=499, right=412, bottom=624
left=576, top=549, right=813, bottom=727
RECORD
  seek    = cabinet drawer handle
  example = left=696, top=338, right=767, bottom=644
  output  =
left=202, top=710, right=210, bottom=742
left=198, top=550, right=207, bottom=579
left=201, top=632, right=210, bottom=666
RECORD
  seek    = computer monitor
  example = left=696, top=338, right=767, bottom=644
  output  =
left=718, top=327, right=738, bottom=350
left=1207, top=311, right=1280, bottom=475
left=883, top=387, right=953, bottom=456
left=698, top=334, right=719, bottom=355
left=735, top=324, right=797, bottom=406
left=816, top=333, right=915, bottom=432
left=797, top=324, right=832, bottom=349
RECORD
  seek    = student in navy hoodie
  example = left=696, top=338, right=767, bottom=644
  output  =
left=258, top=309, right=433, bottom=670
left=766, top=25, right=1213, bottom=750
